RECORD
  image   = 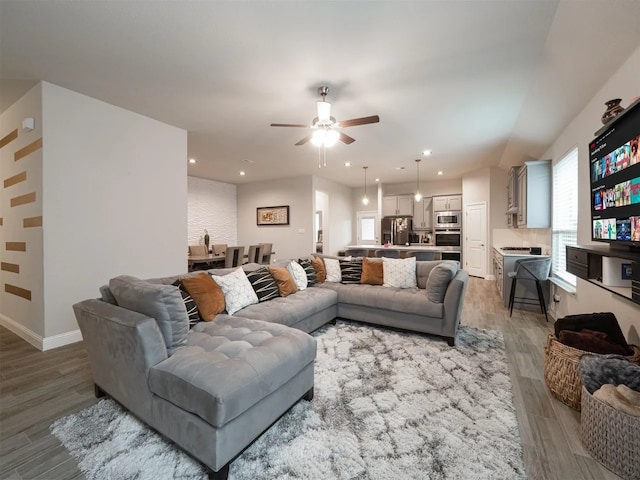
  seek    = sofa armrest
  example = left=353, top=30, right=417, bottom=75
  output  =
left=73, top=299, right=168, bottom=422
left=442, top=270, right=469, bottom=341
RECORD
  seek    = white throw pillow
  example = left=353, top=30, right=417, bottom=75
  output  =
left=210, top=268, right=258, bottom=315
left=382, top=257, right=417, bottom=288
left=324, top=258, right=342, bottom=282
left=287, top=261, right=308, bottom=291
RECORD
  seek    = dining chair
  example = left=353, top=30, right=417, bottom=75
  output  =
left=374, top=249, right=400, bottom=258
left=212, top=244, right=227, bottom=256
left=259, top=243, right=273, bottom=265
left=188, top=245, right=208, bottom=256
left=245, top=244, right=265, bottom=264
left=224, top=246, right=245, bottom=268
left=508, top=257, right=552, bottom=321
left=405, top=251, right=440, bottom=261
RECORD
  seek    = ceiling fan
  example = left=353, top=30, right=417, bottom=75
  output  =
left=270, top=86, right=380, bottom=147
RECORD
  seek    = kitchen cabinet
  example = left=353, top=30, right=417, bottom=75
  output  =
left=516, top=160, right=551, bottom=228
left=414, top=197, right=432, bottom=229
left=433, top=195, right=462, bottom=212
left=382, top=194, right=414, bottom=216
left=507, top=166, right=518, bottom=213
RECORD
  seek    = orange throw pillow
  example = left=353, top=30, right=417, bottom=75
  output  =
left=361, top=257, right=383, bottom=285
left=311, top=256, right=327, bottom=283
left=181, top=273, right=225, bottom=321
left=268, top=266, right=299, bottom=297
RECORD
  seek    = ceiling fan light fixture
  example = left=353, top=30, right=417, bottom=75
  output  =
left=317, top=101, right=331, bottom=123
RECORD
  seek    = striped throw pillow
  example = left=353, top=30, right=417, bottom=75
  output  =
left=246, top=267, right=281, bottom=302
left=172, top=280, right=202, bottom=327
left=340, top=258, right=363, bottom=284
left=297, top=258, right=317, bottom=286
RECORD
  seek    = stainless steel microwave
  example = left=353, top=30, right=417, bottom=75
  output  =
left=434, top=211, right=461, bottom=229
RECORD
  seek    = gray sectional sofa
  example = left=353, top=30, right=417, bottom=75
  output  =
left=73, top=258, right=469, bottom=479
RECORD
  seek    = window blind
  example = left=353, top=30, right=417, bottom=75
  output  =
left=552, top=147, right=578, bottom=285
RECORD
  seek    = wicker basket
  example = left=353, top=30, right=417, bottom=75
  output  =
left=581, top=386, right=640, bottom=480
left=543, top=334, right=640, bottom=411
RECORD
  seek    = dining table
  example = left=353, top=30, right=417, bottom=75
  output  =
left=187, top=254, right=226, bottom=270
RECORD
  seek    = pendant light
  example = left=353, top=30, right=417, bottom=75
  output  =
left=414, top=159, right=422, bottom=202
left=362, top=166, right=369, bottom=205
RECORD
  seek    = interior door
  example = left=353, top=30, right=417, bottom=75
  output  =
left=464, top=202, right=487, bottom=278
left=357, top=211, right=379, bottom=245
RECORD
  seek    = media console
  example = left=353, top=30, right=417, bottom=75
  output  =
left=566, top=244, right=640, bottom=305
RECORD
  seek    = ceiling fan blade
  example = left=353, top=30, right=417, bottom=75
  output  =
left=339, top=132, right=356, bottom=144
left=338, top=115, right=380, bottom=128
left=270, top=123, right=309, bottom=128
left=295, top=135, right=312, bottom=146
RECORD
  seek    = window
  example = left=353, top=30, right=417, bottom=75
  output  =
left=552, top=147, right=578, bottom=285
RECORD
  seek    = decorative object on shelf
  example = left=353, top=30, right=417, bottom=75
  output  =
left=204, top=229, right=210, bottom=252
left=414, top=158, right=422, bottom=202
left=257, top=205, right=290, bottom=226
left=362, top=166, right=369, bottom=205
left=601, top=98, right=624, bottom=125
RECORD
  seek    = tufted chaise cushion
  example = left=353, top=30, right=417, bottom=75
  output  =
left=148, top=316, right=316, bottom=428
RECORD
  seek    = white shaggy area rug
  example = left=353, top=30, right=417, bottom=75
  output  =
left=51, top=322, right=526, bottom=480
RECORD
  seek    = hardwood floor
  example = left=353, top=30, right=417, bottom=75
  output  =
left=0, top=277, right=622, bottom=479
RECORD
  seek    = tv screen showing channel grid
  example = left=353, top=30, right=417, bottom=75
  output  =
left=589, top=101, right=640, bottom=244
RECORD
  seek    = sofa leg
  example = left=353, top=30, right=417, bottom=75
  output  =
left=303, top=387, right=314, bottom=401
left=207, top=464, right=229, bottom=480
left=94, top=384, right=106, bottom=398
left=446, top=337, right=456, bottom=347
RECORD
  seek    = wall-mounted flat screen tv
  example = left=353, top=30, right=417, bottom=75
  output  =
left=590, top=99, right=640, bottom=250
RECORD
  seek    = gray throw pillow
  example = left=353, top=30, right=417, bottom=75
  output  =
left=109, top=275, right=189, bottom=352
left=425, top=261, right=459, bottom=303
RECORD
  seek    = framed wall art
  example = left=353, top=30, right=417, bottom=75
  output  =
left=257, top=205, right=290, bottom=226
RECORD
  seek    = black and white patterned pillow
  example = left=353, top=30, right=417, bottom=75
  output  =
left=297, top=258, right=317, bottom=286
left=172, top=280, right=202, bottom=328
left=339, top=258, right=363, bottom=284
left=246, top=267, right=281, bottom=302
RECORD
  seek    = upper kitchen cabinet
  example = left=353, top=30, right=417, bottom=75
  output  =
left=382, top=194, right=414, bottom=216
left=507, top=167, right=519, bottom=213
left=433, top=195, right=462, bottom=212
left=516, top=160, right=551, bottom=228
left=414, top=197, right=433, bottom=230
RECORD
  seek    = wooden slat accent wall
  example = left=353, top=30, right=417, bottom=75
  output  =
left=4, top=171, right=27, bottom=188
left=5, top=284, right=31, bottom=301
left=1, top=262, right=20, bottom=274
left=0, top=129, right=18, bottom=149
left=14, top=138, right=42, bottom=161
left=10, top=192, right=36, bottom=207
left=23, top=216, right=42, bottom=228
left=6, top=242, right=26, bottom=252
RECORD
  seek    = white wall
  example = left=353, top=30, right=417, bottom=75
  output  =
left=0, top=83, right=44, bottom=339
left=237, top=176, right=314, bottom=261
left=543, top=45, right=640, bottom=343
left=42, top=82, right=187, bottom=341
left=188, top=176, right=237, bottom=247
left=314, top=176, right=354, bottom=255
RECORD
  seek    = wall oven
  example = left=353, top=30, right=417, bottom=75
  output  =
left=434, top=211, right=462, bottom=229
left=434, top=229, right=461, bottom=247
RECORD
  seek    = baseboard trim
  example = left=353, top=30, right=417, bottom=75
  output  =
left=0, top=313, right=82, bottom=351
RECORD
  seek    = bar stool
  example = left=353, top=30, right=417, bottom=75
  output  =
left=345, top=248, right=369, bottom=257
left=374, top=249, right=400, bottom=258
left=508, top=257, right=552, bottom=321
left=405, top=251, right=440, bottom=261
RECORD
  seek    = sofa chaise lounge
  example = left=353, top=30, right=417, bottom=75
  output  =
left=73, top=258, right=469, bottom=479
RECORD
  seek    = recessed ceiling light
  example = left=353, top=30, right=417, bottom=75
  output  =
left=243, top=159, right=254, bottom=164
left=344, top=162, right=351, bottom=167
left=437, top=171, right=443, bottom=175
left=375, top=178, right=380, bottom=182
left=395, top=166, right=405, bottom=170
left=239, top=171, right=246, bottom=176
left=188, top=158, right=196, bottom=164
left=422, top=150, right=432, bottom=156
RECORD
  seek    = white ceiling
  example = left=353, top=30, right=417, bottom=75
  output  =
left=1, top=1, right=639, bottom=187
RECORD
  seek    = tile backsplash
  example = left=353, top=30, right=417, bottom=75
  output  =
left=492, top=228, right=552, bottom=255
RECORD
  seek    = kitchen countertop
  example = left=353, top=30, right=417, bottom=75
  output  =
left=493, top=246, right=550, bottom=257
left=346, top=244, right=461, bottom=252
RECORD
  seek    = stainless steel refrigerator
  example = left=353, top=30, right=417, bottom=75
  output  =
left=381, top=216, right=413, bottom=245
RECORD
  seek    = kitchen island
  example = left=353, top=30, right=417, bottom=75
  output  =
left=343, top=244, right=462, bottom=262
